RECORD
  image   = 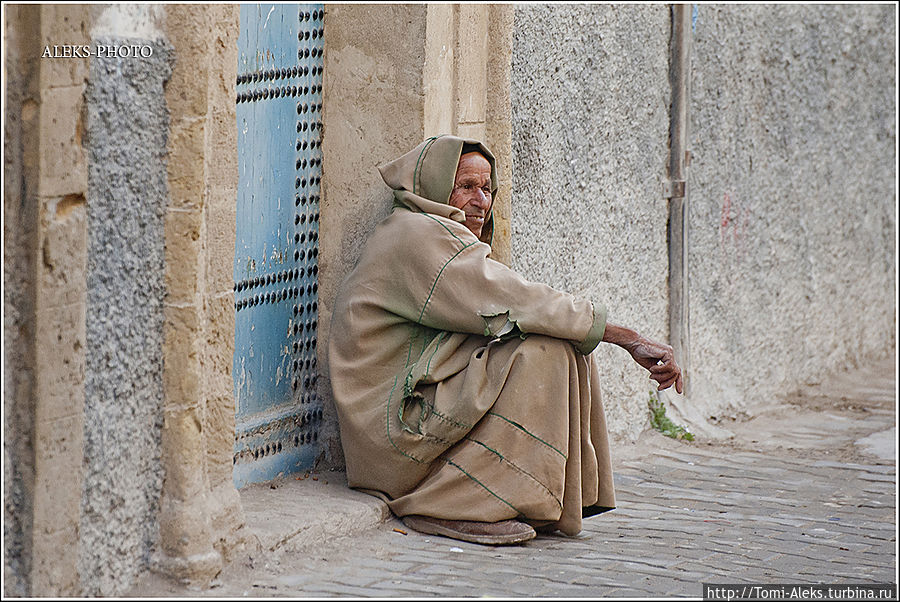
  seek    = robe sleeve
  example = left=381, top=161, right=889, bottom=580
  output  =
left=387, top=219, right=607, bottom=355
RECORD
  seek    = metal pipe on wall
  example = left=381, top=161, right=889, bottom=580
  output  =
left=666, top=3, right=692, bottom=395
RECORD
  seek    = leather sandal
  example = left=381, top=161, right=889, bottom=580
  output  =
left=401, top=515, right=536, bottom=545
left=532, top=522, right=559, bottom=535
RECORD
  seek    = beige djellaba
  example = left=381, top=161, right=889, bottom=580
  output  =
left=327, top=135, right=615, bottom=535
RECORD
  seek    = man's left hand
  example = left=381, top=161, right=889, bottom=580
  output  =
left=627, top=336, right=683, bottom=394
left=602, top=323, right=683, bottom=394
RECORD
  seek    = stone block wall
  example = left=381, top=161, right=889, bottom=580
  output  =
left=4, top=5, right=92, bottom=596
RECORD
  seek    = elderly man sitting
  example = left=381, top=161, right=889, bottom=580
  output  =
left=328, top=135, right=682, bottom=545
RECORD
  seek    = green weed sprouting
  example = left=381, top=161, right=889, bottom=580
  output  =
left=648, top=391, right=695, bottom=441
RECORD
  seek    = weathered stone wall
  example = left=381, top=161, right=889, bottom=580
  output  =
left=3, top=4, right=244, bottom=595
left=510, top=4, right=673, bottom=441
left=687, top=5, right=896, bottom=414
left=3, top=4, right=93, bottom=596
left=157, top=3, right=245, bottom=587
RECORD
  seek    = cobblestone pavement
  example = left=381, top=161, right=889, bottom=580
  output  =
left=129, top=360, right=896, bottom=598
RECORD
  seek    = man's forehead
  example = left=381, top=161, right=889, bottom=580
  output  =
left=456, top=151, right=491, bottom=172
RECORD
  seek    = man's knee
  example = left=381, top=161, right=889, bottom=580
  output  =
left=512, top=334, right=578, bottom=368
left=521, top=334, right=577, bottom=353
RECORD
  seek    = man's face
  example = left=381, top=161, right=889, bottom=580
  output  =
left=449, top=152, right=493, bottom=238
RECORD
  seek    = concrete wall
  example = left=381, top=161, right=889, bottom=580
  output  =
left=510, top=3, right=896, bottom=440
left=79, top=11, right=172, bottom=595
left=510, top=4, right=673, bottom=441
left=687, top=5, right=896, bottom=414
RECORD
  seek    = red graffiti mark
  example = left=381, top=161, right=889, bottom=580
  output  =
left=720, top=191, right=753, bottom=263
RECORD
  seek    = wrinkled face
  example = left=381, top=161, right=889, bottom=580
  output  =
left=449, top=152, right=493, bottom=238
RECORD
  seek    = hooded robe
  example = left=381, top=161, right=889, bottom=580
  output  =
left=328, top=135, right=616, bottom=535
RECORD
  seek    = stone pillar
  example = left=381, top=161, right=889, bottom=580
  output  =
left=25, top=5, right=91, bottom=596
left=422, top=4, right=513, bottom=264
left=156, top=3, right=246, bottom=586
left=484, top=5, right=515, bottom=267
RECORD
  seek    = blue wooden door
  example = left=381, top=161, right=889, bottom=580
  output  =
left=233, top=4, right=324, bottom=488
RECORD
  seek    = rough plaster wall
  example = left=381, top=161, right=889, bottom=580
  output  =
left=511, top=5, right=672, bottom=441
left=80, top=37, right=173, bottom=596
left=688, top=5, right=897, bottom=413
left=318, top=4, right=428, bottom=469
left=3, top=6, right=37, bottom=596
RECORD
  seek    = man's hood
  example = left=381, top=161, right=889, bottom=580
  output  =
left=377, top=135, right=499, bottom=246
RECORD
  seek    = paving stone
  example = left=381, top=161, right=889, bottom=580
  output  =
left=298, top=582, right=391, bottom=597
left=366, top=580, right=451, bottom=595
left=327, top=572, right=385, bottom=588
left=811, top=460, right=896, bottom=474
